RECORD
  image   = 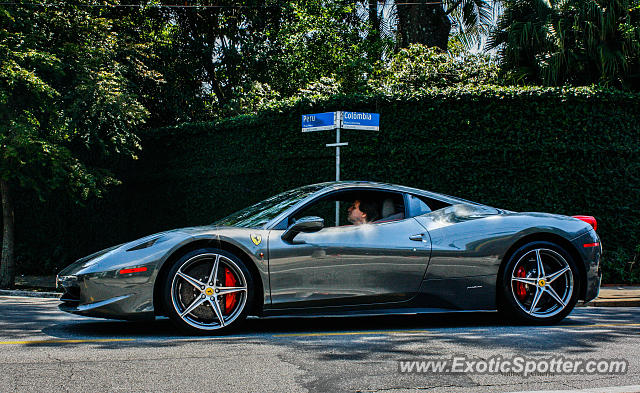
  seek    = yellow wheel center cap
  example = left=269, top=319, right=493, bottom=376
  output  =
left=538, top=279, right=546, bottom=287
left=205, top=287, right=214, bottom=296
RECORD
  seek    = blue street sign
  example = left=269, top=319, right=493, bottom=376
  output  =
left=341, top=112, right=380, bottom=131
left=301, top=112, right=338, bottom=132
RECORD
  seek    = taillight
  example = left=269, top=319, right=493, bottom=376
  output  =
left=572, top=215, right=597, bottom=231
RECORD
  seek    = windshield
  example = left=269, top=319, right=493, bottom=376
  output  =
left=214, top=184, right=329, bottom=228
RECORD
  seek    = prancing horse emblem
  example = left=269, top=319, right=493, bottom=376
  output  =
left=251, top=234, right=262, bottom=246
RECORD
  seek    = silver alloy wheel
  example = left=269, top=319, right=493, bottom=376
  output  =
left=510, top=248, right=574, bottom=318
left=170, top=253, right=248, bottom=330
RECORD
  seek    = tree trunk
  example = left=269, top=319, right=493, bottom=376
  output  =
left=369, top=0, right=379, bottom=32
left=0, top=179, right=15, bottom=289
left=396, top=0, right=452, bottom=50
left=183, top=9, right=228, bottom=107
left=368, top=0, right=382, bottom=60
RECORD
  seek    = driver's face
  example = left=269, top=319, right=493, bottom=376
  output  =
left=347, top=200, right=366, bottom=225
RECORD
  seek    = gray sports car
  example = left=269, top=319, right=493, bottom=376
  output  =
left=57, top=181, right=602, bottom=334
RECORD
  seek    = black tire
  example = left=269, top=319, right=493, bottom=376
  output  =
left=498, top=241, right=580, bottom=325
left=163, top=248, right=254, bottom=334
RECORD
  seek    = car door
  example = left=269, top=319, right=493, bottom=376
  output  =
left=408, top=194, right=503, bottom=310
left=266, top=190, right=432, bottom=309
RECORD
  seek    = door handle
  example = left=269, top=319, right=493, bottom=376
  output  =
left=409, top=234, right=425, bottom=241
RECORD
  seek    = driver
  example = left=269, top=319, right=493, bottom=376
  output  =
left=347, top=199, right=379, bottom=225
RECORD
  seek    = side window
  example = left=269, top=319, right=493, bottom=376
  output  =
left=292, top=196, right=348, bottom=227
left=407, top=194, right=431, bottom=216
left=407, top=193, right=451, bottom=217
left=290, top=190, right=406, bottom=228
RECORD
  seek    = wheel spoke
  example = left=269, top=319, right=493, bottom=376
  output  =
left=545, top=285, right=566, bottom=307
left=217, top=286, right=247, bottom=296
left=209, top=298, right=225, bottom=327
left=547, top=266, right=570, bottom=283
left=512, top=276, right=537, bottom=285
left=180, top=296, right=206, bottom=318
left=529, top=287, right=543, bottom=314
left=535, top=249, right=545, bottom=278
left=177, top=271, right=205, bottom=290
left=207, top=254, right=220, bottom=285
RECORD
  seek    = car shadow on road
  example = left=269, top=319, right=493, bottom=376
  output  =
left=41, top=311, right=506, bottom=339
left=40, top=307, right=640, bottom=342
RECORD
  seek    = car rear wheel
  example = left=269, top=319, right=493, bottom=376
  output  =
left=163, top=248, right=253, bottom=334
left=499, top=241, right=580, bottom=324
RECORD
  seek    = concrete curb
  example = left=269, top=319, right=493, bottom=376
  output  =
left=586, top=300, right=640, bottom=307
left=0, top=289, right=61, bottom=299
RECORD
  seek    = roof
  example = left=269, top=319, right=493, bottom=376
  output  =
left=307, top=180, right=479, bottom=206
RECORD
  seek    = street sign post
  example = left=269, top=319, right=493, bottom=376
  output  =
left=301, top=111, right=380, bottom=225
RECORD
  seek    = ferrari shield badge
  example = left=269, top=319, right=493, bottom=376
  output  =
left=251, top=234, right=262, bottom=246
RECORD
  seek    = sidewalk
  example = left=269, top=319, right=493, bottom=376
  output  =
left=1, top=276, right=640, bottom=306
left=0, top=275, right=61, bottom=298
left=589, top=286, right=640, bottom=307
left=15, top=275, right=58, bottom=290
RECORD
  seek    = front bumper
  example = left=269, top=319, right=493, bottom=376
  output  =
left=57, top=271, right=156, bottom=321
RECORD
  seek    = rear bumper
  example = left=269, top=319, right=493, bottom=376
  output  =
left=571, top=229, right=602, bottom=302
left=584, top=267, right=602, bottom=302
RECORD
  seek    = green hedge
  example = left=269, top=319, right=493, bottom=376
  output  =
left=15, top=86, right=640, bottom=283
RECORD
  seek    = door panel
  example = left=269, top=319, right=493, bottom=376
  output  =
left=413, top=205, right=504, bottom=279
left=267, top=218, right=432, bottom=308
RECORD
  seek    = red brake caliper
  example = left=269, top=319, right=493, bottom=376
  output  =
left=515, top=266, right=527, bottom=301
left=223, top=267, right=238, bottom=315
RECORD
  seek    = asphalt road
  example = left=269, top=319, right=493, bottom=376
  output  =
left=1, top=296, right=640, bottom=393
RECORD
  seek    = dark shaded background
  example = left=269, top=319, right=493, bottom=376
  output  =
left=15, top=87, right=640, bottom=283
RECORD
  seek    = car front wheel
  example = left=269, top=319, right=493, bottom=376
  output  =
left=163, top=248, right=253, bottom=334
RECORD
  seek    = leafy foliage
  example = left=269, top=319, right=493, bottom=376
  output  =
left=264, top=1, right=371, bottom=97
left=380, top=0, right=496, bottom=50
left=447, top=0, right=497, bottom=49
left=490, top=0, right=640, bottom=88
left=0, top=1, right=153, bottom=199
left=367, top=44, right=500, bottom=94
left=233, top=43, right=501, bottom=111
left=110, top=1, right=503, bottom=120
left=141, top=0, right=377, bottom=119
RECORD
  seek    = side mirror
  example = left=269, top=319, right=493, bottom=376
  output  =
left=282, top=216, right=324, bottom=243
